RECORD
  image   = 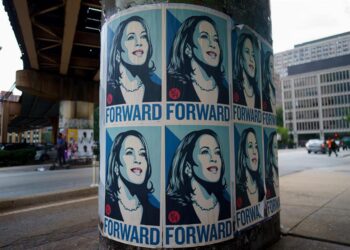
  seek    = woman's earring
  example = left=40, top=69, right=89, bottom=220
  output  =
left=114, top=166, right=119, bottom=176
left=185, top=163, right=192, bottom=178
left=185, top=44, right=192, bottom=58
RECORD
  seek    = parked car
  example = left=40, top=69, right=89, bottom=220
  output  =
left=0, top=143, right=36, bottom=165
left=342, top=136, right=350, bottom=150
left=35, top=144, right=56, bottom=161
left=305, top=139, right=326, bottom=154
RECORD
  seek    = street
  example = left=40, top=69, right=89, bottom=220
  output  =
left=0, top=149, right=350, bottom=249
left=278, top=148, right=350, bottom=176
left=0, top=165, right=96, bottom=200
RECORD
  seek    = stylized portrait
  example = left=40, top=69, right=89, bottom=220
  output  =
left=233, top=32, right=261, bottom=109
left=105, top=130, right=159, bottom=225
left=262, top=50, right=276, bottom=113
left=236, top=128, right=265, bottom=209
left=166, top=129, right=230, bottom=225
left=265, top=131, right=279, bottom=199
left=107, top=16, right=161, bottom=105
left=167, top=16, right=229, bottom=104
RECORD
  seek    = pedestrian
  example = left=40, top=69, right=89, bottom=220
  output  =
left=331, top=139, right=338, bottom=157
left=327, top=139, right=332, bottom=156
left=56, top=133, right=66, bottom=167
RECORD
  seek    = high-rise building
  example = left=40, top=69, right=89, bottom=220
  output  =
left=279, top=32, right=350, bottom=146
left=275, top=32, right=350, bottom=77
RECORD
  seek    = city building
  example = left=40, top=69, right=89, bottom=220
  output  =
left=282, top=54, right=350, bottom=145
left=275, top=32, right=350, bottom=77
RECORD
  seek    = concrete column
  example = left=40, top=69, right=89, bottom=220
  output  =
left=100, top=1, right=279, bottom=249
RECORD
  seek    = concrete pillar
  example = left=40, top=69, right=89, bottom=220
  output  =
left=100, top=0, right=279, bottom=249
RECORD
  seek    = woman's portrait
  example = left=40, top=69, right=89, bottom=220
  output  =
left=265, top=131, right=279, bottom=199
left=166, top=129, right=230, bottom=225
left=262, top=50, right=276, bottom=113
left=107, top=16, right=161, bottom=105
left=233, top=32, right=261, bottom=109
left=105, top=130, right=159, bottom=226
left=167, top=15, right=228, bottom=104
left=236, top=127, right=265, bottom=210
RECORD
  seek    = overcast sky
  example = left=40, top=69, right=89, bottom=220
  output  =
left=1, top=1, right=350, bottom=94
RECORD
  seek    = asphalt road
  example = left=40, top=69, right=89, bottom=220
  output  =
left=0, top=164, right=97, bottom=200
left=1, top=149, right=350, bottom=248
left=278, top=147, right=350, bottom=176
left=1, top=148, right=349, bottom=200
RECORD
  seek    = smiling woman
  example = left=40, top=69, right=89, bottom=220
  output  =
left=107, top=16, right=161, bottom=105
left=166, top=129, right=230, bottom=225
left=105, top=130, right=159, bottom=226
left=236, top=127, right=265, bottom=210
left=167, top=16, right=228, bottom=104
left=233, top=32, right=261, bottom=109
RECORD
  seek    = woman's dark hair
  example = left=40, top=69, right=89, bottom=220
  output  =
left=166, top=129, right=226, bottom=206
left=233, top=32, right=260, bottom=94
left=265, top=131, right=278, bottom=186
left=167, top=16, right=224, bottom=85
left=108, top=16, right=155, bottom=87
left=106, top=130, right=153, bottom=197
left=236, top=128, right=263, bottom=189
left=262, top=50, right=275, bottom=106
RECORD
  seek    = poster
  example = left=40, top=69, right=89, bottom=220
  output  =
left=232, top=25, right=262, bottom=125
left=165, top=125, right=232, bottom=247
left=100, top=2, right=277, bottom=248
left=104, top=126, right=161, bottom=247
left=78, top=129, right=94, bottom=158
left=264, top=128, right=280, bottom=217
left=234, top=123, right=265, bottom=230
left=67, top=129, right=78, bottom=160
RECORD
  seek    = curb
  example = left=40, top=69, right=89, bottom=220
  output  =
left=0, top=187, right=98, bottom=213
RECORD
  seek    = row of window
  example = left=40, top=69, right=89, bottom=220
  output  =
left=323, top=119, right=350, bottom=130
left=283, top=80, right=291, bottom=90
left=284, top=90, right=292, bottom=99
left=297, top=121, right=320, bottom=131
left=285, top=111, right=293, bottom=121
left=295, top=87, right=318, bottom=98
left=295, top=98, right=318, bottom=109
left=320, top=70, right=350, bottom=83
left=294, top=76, right=317, bottom=88
left=321, top=82, right=350, bottom=95
left=321, top=94, right=350, bottom=106
left=296, top=109, right=319, bottom=120
left=285, top=122, right=293, bottom=131
left=284, top=101, right=293, bottom=110
left=322, top=107, right=350, bottom=118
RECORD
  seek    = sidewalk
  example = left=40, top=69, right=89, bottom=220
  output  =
left=271, top=164, right=350, bottom=249
left=1, top=165, right=350, bottom=249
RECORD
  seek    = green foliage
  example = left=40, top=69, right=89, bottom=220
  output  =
left=277, top=126, right=289, bottom=145
left=276, top=107, right=284, bottom=127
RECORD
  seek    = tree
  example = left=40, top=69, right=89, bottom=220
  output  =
left=276, top=107, right=284, bottom=127
left=277, top=126, right=289, bottom=145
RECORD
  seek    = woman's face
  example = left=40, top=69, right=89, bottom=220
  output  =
left=192, top=134, right=222, bottom=183
left=245, top=132, right=259, bottom=171
left=272, top=134, right=278, bottom=166
left=242, top=38, right=256, bottom=78
left=119, top=135, right=147, bottom=184
left=121, top=21, right=149, bottom=65
left=193, top=21, right=220, bottom=67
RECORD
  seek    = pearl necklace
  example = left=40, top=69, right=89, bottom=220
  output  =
left=120, top=82, right=143, bottom=92
left=193, top=80, right=217, bottom=92
left=119, top=199, right=141, bottom=212
left=192, top=199, right=218, bottom=211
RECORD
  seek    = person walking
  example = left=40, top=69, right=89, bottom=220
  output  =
left=56, top=133, right=66, bottom=167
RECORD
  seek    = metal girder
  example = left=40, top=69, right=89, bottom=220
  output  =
left=13, top=0, right=39, bottom=69
left=60, top=0, right=82, bottom=74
